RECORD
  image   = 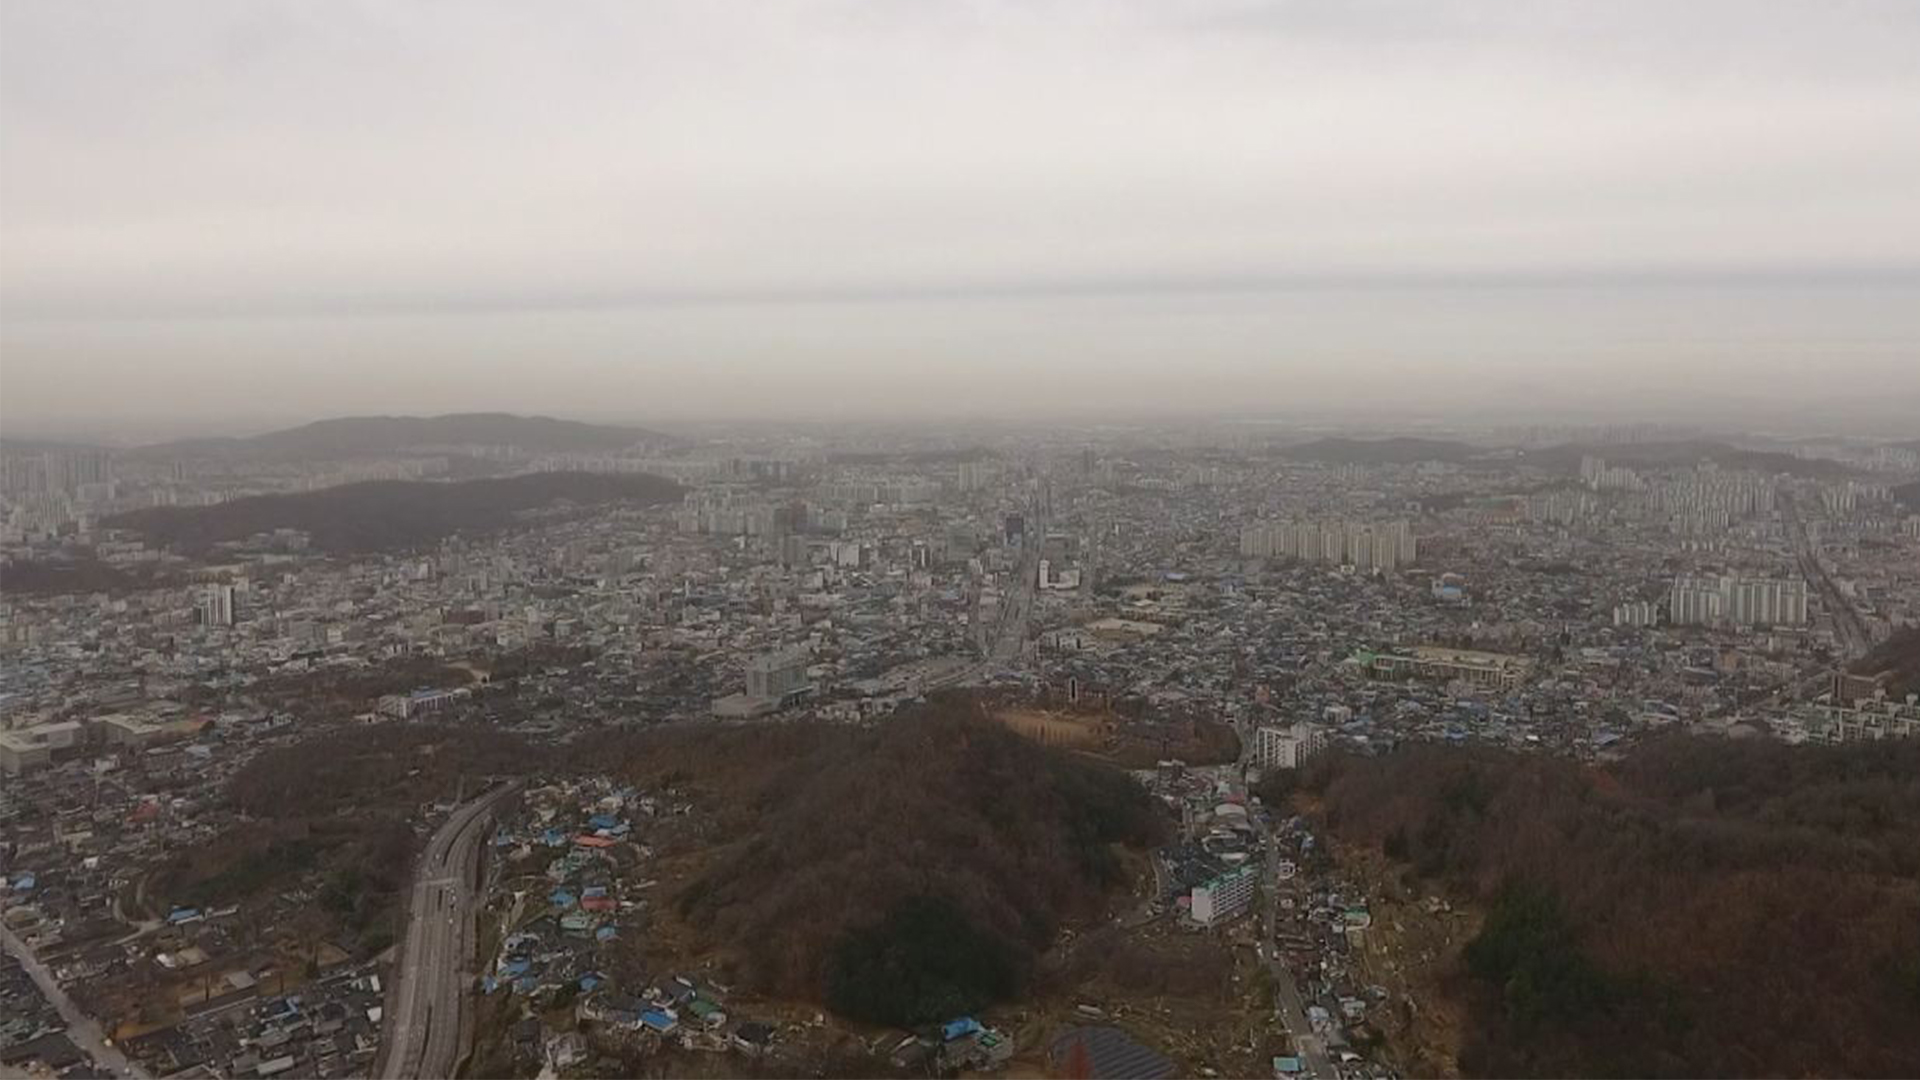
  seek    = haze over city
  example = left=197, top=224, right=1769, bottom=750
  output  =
left=5, top=0, right=1920, bottom=437
left=6, top=6, right=1920, bottom=1080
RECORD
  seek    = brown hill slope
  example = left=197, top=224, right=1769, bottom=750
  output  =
left=145, top=412, right=675, bottom=459
left=603, top=702, right=1167, bottom=1027
left=1310, top=738, right=1920, bottom=1077
left=1851, top=624, right=1920, bottom=699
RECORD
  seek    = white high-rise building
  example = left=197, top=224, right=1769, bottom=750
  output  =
left=1252, top=723, right=1327, bottom=770
left=199, top=584, right=235, bottom=628
left=745, top=647, right=812, bottom=701
left=1669, top=574, right=1807, bottom=628
left=1190, top=864, right=1258, bottom=927
left=1239, top=518, right=1414, bottom=572
left=1668, top=576, right=1723, bottom=627
left=1581, top=455, right=1606, bottom=487
left=1723, top=576, right=1808, bottom=627
left=1613, top=601, right=1659, bottom=628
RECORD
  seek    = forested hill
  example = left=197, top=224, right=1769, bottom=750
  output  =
left=105, top=471, right=682, bottom=554
left=599, top=702, right=1166, bottom=1028
left=1308, top=737, right=1920, bottom=1077
left=145, top=412, right=675, bottom=459
left=1851, top=624, right=1920, bottom=698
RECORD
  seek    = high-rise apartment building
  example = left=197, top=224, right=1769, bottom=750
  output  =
left=1668, top=574, right=1807, bottom=628
left=1190, top=865, right=1258, bottom=927
left=1613, top=601, right=1659, bottom=628
left=1668, top=575, right=1724, bottom=627
left=956, top=461, right=992, bottom=492
left=1251, top=723, right=1328, bottom=770
left=199, top=584, right=236, bottom=628
left=745, top=647, right=812, bottom=701
left=1239, top=518, right=1415, bottom=572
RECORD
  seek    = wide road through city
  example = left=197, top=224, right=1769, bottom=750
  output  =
left=926, top=502, right=1048, bottom=691
left=0, top=922, right=149, bottom=1079
left=1782, top=491, right=1870, bottom=658
left=991, top=514, right=1044, bottom=665
left=378, top=782, right=520, bottom=1080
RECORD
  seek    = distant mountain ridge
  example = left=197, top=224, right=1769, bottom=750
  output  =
left=0, top=436, right=114, bottom=454
left=1266, top=435, right=1864, bottom=478
left=105, top=471, right=683, bottom=554
left=1274, top=437, right=1486, bottom=465
left=144, top=413, right=675, bottom=459
left=1521, top=439, right=1855, bottom=479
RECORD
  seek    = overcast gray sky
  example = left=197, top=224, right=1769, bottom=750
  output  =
left=3, top=0, right=1918, bottom=437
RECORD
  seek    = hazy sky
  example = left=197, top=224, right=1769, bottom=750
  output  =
left=4, top=0, right=1919, bottom=437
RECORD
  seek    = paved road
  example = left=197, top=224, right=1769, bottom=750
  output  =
left=994, top=506, right=1046, bottom=665
left=926, top=501, right=1048, bottom=691
left=1258, top=825, right=1336, bottom=1080
left=0, top=922, right=149, bottom=1079
left=1782, top=491, right=1870, bottom=657
left=378, top=782, right=519, bottom=1080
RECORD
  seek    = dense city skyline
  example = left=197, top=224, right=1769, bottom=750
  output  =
left=6, top=409, right=1920, bottom=1079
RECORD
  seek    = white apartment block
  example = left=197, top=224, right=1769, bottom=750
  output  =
left=1239, top=518, right=1415, bottom=573
left=1802, top=696, right=1920, bottom=744
left=1669, top=574, right=1808, bottom=628
left=1191, top=864, right=1258, bottom=926
left=1252, top=722, right=1327, bottom=770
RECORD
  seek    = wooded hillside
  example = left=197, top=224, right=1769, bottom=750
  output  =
left=620, top=702, right=1167, bottom=1027
left=1311, top=738, right=1920, bottom=1077
left=1853, top=624, right=1920, bottom=698
left=105, top=471, right=682, bottom=554
left=146, top=412, right=673, bottom=459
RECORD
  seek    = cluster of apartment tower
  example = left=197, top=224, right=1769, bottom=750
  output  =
left=1614, top=575, right=1810, bottom=629
left=1238, top=518, right=1416, bottom=573
left=1667, top=573, right=1810, bottom=627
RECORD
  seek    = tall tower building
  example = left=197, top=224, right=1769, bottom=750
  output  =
left=199, top=584, right=236, bottom=628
